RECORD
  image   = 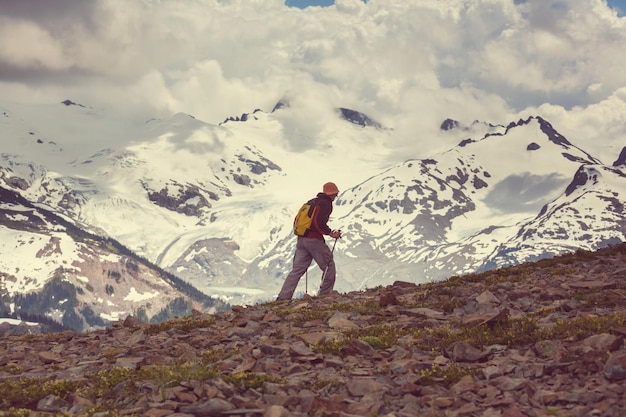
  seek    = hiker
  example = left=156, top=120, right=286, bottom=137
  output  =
left=277, top=182, right=342, bottom=300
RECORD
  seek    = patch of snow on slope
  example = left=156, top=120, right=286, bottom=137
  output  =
left=0, top=318, right=38, bottom=326
left=123, top=287, right=160, bottom=302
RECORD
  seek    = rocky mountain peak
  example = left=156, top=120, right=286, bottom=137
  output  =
left=272, top=99, right=289, bottom=112
left=337, top=107, right=382, bottom=128
left=440, top=118, right=460, bottom=131
left=60, top=99, right=85, bottom=107
left=614, top=146, right=626, bottom=166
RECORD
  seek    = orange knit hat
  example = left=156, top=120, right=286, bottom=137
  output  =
left=323, top=182, right=339, bottom=195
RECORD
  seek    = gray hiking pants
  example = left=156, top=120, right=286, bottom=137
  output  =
left=277, top=237, right=336, bottom=300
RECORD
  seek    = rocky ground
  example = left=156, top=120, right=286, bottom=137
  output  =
left=2, top=243, right=626, bottom=417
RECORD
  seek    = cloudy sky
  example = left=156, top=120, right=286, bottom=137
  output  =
left=1, top=0, right=625, bottom=162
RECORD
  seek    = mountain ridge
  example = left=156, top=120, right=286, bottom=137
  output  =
left=243, top=115, right=624, bottom=295
left=1, top=99, right=625, bottom=327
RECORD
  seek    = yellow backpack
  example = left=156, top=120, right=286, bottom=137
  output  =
left=293, top=199, right=319, bottom=237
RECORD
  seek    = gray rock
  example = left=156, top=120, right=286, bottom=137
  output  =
left=37, top=395, right=68, bottom=412
left=604, top=352, right=626, bottom=381
left=179, top=398, right=236, bottom=416
left=445, top=341, right=487, bottom=362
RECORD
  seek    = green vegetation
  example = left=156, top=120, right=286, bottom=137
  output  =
left=417, top=364, right=475, bottom=386
left=0, top=362, right=284, bottom=413
left=200, top=347, right=236, bottom=363
left=0, top=377, right=82, bottom=411
left=149, top=297, right=193, bottom=323
left=275, top=298, right=387, bottom=325
left=308, top=312, right=626, bottom=357
left=144, top=313, right=216, bottom=335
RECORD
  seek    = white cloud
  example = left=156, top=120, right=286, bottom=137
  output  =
left=0, top=18, right=68, bottom=70
left=528, top=88, right=626, bottom=164
left=0, top=0, right=625, bottom=158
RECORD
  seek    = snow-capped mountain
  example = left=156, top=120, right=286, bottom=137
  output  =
left=0, top=184, right=228, bottom=331
left=1, top=99, right=625, bottom=324
left=246, top=116, right=625, bottom=292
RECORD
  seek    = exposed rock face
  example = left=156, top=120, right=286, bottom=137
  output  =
left=440, top=118, right=459, bottom=131
left=147, top=182, right=214, bottom=216
left=337, top=107, right=383, bottom=128
left=2, top=243, right=626, bottom=416
left=615, top=146, right=626, bottom=166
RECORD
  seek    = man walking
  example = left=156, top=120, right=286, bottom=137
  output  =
left=277, top=182, right=342, bottom=300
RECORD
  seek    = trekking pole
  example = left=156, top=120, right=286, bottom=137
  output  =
left=320, top=232, right=340, bottom=283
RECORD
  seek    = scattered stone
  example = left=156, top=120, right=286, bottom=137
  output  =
left=476, top=290, right=500, bottom=305
left=341, top=339, right=375, bottom=355
left=179, top=398, right=236, bottom=416
left=327, top=312, right=359, bottom=329
left=38, top=351, right=62, bottom=364
left=263, top=405, right=292, bottom=417
left=581, top=333, right=623, bottom=352
left=406, top=307, right=445, bottom=319
left=289, top=341, right=315, bottom=356
left=379, top=292, right=399, bottom=307
left=3, top=243, right=626, bottom=416
left=445, top=341, right=488, bottom=362
left=123, top=315, right=143, bottom=327
left=345, top=377, right=386, bottom=396
left=568, top=280, right=618, bottom=290
left=604, top=352, right=626, bottom=381
left=391, top=281, right=416, bottom=288
left=37, top=394, right=68, bottom=412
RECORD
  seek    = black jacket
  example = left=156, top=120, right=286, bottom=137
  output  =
left=307, top=193, right=333, bottom=239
